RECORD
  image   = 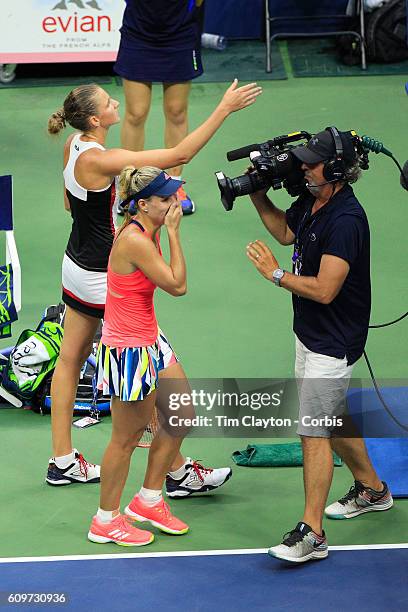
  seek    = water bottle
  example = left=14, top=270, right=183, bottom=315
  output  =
left=201, top=33, right=227, bottom=51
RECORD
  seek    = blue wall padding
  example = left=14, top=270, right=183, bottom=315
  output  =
left=347, top=387, right=408, bottom=438
left=347, top=387, right=408, bottom=497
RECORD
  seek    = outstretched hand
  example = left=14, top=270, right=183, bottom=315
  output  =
left=220, top=79, right=262, bottom=114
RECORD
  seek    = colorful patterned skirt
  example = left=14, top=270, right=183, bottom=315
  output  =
left=96, top=329, right=178, bottom=402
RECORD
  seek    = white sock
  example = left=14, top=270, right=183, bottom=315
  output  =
left=168, top=461, right=188, bottom=480
left=97, top=508, right=120, bottom=523
left=139, top=487, right=163, bottom=506
left=171, top=174, right=182, bottom=181
left=54, top=450, right=75, bottom=469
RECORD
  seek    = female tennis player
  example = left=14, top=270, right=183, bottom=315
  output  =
left=46, top=80, right=261, bottom=490
left=88, top=165, right=195, bottom=545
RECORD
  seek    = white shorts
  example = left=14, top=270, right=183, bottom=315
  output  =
left=295, top=336, right=354, bottom=438
left=62, top=254, right=107, bottom=318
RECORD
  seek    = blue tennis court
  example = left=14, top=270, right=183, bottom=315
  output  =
left=1, top=546, right=407, bottom=611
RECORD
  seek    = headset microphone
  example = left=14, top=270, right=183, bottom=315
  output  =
left=305, top=179, right=337, bottom=188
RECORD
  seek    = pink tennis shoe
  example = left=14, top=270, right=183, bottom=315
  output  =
left=88, top=513, right=154, bottom=547
left=125, top=495, right=189, bottom=535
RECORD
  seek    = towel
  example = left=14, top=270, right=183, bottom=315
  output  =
left=232, top=442, right=342, bottom=467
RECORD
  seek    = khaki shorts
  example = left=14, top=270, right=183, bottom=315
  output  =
left=295, top=336, right=354, bottom=438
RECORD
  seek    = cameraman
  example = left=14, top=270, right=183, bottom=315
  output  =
left=247, top=127, right=393, bottom=564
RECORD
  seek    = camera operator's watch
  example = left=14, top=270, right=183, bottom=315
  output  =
left=272, top=268, right=286, bottom=287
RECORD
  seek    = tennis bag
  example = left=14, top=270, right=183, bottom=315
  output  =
left=366, top=0, right=408, bottom=62
left=0, top=303, right=110, bottom=415
left=34, top=307, right=110, bottom=416
left=338, top=0, right=408, bottom=65
left=0, top=319, right=63, bottom=406
left=37, top=356, right=111, bottom=416
left=36, top=325, right=110, bottom=416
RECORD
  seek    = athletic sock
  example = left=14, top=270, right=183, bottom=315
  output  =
left=171, top=174, right=182, bottom=181
left=54, top=450, right=75, bottom=469
left=97, top=508, right=120, bottom=523
left=139, top=487, right=163, bottom=506
left=168, top=461, right=188, bottom=480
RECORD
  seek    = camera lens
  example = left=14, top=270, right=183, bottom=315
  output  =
left=230, top=174, right=255, bottom=196
left=215, top=171, right=235, bottom=211
left=215, top=171, right=269, bottom=211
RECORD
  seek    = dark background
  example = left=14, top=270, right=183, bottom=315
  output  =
left=204, top=0, right=350, bottom=39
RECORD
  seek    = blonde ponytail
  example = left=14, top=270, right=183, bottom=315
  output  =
left=119, top=166, right=163, bottom=203
left=48, top=108, right=66, bottom=135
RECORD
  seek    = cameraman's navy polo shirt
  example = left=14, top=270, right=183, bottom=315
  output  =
left=285, top=184, right=371, bottom=366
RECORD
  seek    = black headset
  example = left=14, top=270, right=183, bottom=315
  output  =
left=322, top=126, right=346, bottom=182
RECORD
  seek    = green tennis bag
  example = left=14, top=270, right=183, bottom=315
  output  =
left=0, top=320, right=63, bottom=406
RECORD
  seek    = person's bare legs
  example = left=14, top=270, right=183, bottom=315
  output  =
left=168, top=451, right=186, bottom=472
left=300, top=436, right=383, bottom=535
left=50, top=306, right=100, bottom=457
left=144, top=362, right=193, bottom=489
left=163, top=82, right=191, bottom=176
left=145, top=429, right=184, bottom=488
left=301, top=436, right=334, bottom=535
left=121, top=80, right=152, bottom=151
left=99, top=393, right=156, bottom=511
left=330, top=437, right=383, bottom=490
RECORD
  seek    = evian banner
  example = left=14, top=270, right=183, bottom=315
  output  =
left=0, top=0, right=125, bottom=63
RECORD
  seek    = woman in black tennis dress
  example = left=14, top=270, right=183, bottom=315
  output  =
left=115, top=0, right=205, bottom=214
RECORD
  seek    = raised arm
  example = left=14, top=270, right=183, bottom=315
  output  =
left=88, top=80, right=262, bottom=178
left=126, top=202, right=186, bottom=297
left=250, top=189, right=295, bottom=246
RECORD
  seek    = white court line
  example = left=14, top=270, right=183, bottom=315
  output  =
left=1, top=543, right=408, bottom=564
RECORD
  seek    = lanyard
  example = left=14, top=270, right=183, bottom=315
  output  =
left=292, top=205, right=317, bottom=267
